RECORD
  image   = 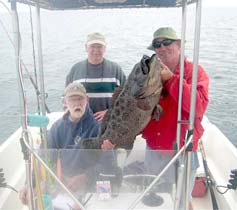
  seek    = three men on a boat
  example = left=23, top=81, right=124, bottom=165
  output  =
left=19, top=27, right=209, bottom=210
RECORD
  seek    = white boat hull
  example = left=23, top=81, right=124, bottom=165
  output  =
left=0, top=114, right=236, bottom=210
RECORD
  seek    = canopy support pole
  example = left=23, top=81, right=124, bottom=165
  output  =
left=184, top=0, right=203, bottom=209
left=35, top=3, right=48, bottom=148
left=11, top=0, right=34, bottom=209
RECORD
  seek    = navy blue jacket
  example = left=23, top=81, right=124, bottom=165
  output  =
left=48, top=106, right=99, bottom=149
left=46, top=107, right=117, bottom=179
left=47, top=106, right=102, bottom=176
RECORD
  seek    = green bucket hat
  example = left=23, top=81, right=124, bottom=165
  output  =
left=147, top=27, right=181, bottom=50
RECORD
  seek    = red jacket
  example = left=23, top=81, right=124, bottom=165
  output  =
left=142, top=58, right=209, bottom=151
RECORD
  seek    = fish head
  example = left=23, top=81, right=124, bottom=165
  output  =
left=130, top=54, right=162, bottom=98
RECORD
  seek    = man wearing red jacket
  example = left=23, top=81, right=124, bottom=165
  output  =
left=142, top=27, right=209, bottom=209
left=101, top=27, right=209, bottom=209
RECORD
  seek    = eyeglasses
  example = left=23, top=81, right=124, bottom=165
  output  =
left=152, top=39, right=175, bottom=49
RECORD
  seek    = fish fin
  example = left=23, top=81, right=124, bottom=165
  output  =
left=80, top=138, right=101, bottom=149
left=100, top=109, right=112, bottom=135
left=120, top=138, right=135, bottom=150
left=136, top=98, right=152, bottom=110
left=112, top=86, right=123, bottom=105
left=123, top=142, right=134, bottom=150
left=152, top=105, right=163, bottom=121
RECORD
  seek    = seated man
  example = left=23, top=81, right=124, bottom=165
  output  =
left=46, top=81, right=100, bottom=192
left=19, top=82, right=117, bottom=206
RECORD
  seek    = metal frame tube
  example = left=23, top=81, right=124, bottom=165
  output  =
left=184, top=0, right=203, bottom=209
left=189, top=0, right=202, bottom=129
left=35, top=3, right=48, bottom=148
left=176, top=0, right=187, bottom=150
left=22, top=137, right=87, bottom=210
left=184, top=152, right=192, bottom=210
left=11, top=0, right=24, bottom=128
left=176, top=1, right=189, bottom=208
left=11, top=1, right=34, bottom=209
left=127, top=135, right=193, bottom=210
left=174, top=164, right=185, bottom=210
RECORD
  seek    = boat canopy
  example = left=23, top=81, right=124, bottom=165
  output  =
left=14, top=0, right=196, bottom=10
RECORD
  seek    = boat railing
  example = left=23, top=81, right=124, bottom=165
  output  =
left=22, top=134, right=193, bottom=210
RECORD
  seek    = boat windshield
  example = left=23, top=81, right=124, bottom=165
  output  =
left=34, top=147, right=181, bottom=209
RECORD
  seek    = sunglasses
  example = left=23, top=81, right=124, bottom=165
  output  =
left=152, top=39, right=175, bottom=49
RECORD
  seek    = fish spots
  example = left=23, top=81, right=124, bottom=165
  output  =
left=110, top=121, right=117, bottom=130
left=115, top=108, right=120, bottom=116
left=120, top=98, right=125, bottom=104
left=122, top=112, right=129, bottom=121
left=111, top=114, right=116, bottom=120
left=82, top=54, right=162, bottom=150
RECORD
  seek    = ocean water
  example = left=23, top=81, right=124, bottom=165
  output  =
left=0, top=6, right=236, bottom=147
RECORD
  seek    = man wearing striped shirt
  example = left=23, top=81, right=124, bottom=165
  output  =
left=66, top=32, right=126, bottom=121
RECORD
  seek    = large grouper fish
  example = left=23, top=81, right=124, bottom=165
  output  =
left=81, top=54, right=163, bottom=150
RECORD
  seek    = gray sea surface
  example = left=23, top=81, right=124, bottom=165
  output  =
left=0, top=6, right=236, bottom=147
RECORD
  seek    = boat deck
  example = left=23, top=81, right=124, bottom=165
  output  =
left=193, top=191, right=212, bottom=210
left=19, top=192, right=213, bottom=210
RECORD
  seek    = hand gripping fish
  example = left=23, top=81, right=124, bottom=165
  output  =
left=81, top=54, right=163, bottom=150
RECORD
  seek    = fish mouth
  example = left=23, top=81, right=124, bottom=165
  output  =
left=132, top=54, right=161, bottom=99
left=141, top=54, right=158, bottom=75
left=141, top=55, right=150, bottom=74
left=138, top=54, right=161, bottom=98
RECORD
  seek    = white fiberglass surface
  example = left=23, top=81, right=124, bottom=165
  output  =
left=33, top=148, right=178, bottom=210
